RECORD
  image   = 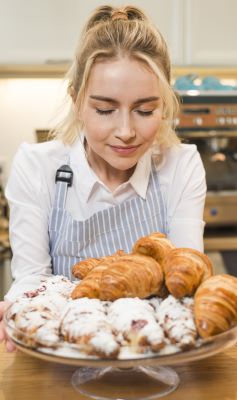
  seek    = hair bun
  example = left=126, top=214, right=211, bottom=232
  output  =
left=111, top=10, right=128, bottom=21
left=84, top=5, right=148, bottom=31
left=121, top=6, right=148, bottom=21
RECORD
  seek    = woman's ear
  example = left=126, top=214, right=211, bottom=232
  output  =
left=68, top=84, right=76, bottom=103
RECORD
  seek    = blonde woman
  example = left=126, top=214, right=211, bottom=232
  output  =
left=0, top=5, right=206, bottom=350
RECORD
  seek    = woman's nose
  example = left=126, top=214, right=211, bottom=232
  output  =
left=115, top=112, right=136, bottom=141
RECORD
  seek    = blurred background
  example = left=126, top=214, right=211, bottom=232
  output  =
left=1, top=0, right=237, bottom=299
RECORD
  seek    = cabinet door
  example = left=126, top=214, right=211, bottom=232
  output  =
left=0, top=0, right=183, bottom=65
left=184, top=0, right=237, bottom=65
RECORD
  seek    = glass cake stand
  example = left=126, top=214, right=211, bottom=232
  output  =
left=4, top=305, right=237, bottom=400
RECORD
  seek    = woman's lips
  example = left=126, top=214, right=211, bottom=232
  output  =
left=109, top=145, right=140, bottom=155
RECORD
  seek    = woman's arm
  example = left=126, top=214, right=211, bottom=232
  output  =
left=5, top=143, right=53, bottom=302
left=166, top=145, right=207, bottom=251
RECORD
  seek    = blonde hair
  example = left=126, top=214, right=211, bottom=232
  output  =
left=53, top=5, right=180, bottom=149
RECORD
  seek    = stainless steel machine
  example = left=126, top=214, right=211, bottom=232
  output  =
left=176, top=91, right=237, bottom=252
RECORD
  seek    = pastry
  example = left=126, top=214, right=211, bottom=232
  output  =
left=107, top=298, right=165, bottom=352
left=99, top=254, right=164, bottom=300
left=24, top=275, right=76, bottom=298
left=61, top=298, right=120, bottom=358
left=8, top=274, right=206, bottom=358
left=71, top=253, right=164, bottom=300
left=72, top=250, right=126, bottom=279
left=12, top=292, right=68, bottom=347
left=71, top=260, right=112, bottom=299
left=163, top=248, right=213, bottom=298
left=72, top=257, right=103, bottom=279
left=132, top=232, right=175, bottom=266
left=194, top=274, right=237, bottom=338
left=157, top=295, right=197, bottom=349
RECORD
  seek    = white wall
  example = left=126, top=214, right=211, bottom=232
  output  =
left=0, top=78, right=67, bottom=184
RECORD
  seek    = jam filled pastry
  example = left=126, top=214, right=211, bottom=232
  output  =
left=12, top=293, right=68, bottom=347
left=163, top=248, right=213, bottom=298
left=194, top=274, right=237, bottom=338
left=71, top=253, right=164, bottom=300
left=24, top=275, right=76, bottom=299
left=132, top=232, right=175, bottom=266
left=72, top=250, right=126, bottom=279
left=157, top=295, right=197, bottom=349
left=107, top=298, right=165, bottom=352
left=60, top=298, right=120, bottom=358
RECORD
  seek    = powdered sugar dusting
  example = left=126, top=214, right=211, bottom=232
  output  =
left=8, top=275, right=200, bottom=359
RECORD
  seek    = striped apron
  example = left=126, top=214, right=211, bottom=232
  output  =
left=48, top=163, right=167, bottom=280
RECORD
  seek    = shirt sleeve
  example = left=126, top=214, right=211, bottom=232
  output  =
left=166, top=145, right=207, bottom=252
left=4, top=143, right=53, bottom=302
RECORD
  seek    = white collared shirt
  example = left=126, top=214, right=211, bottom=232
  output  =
left=5, top=137, right=206, bottom=301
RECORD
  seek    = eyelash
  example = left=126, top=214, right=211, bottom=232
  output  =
left=96, top=109, right=113, bottom=115
left=96, top=109, right=154, bottom=116
left=137, top=110, right=153, bottom=116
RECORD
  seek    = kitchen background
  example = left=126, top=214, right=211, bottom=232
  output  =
left=1, top=0, right=237, bottom=299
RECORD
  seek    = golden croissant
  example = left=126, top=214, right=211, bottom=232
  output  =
left=72, top=250, right=126, bottom=279
left=194, top=274, right=237, bottom=338
left=132, top=232, right=175, bottom=266
left=71, top=253, right=164, bottom=301
left=162, top=248, right=213, bottom=298
left=72, top=257, right=102, bottom=279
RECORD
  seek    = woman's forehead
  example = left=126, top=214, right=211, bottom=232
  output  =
left=86, top=57, right=161, bottom=99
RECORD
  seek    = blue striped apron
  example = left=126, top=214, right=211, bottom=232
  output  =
left=48, top=162, right=167, bottom=280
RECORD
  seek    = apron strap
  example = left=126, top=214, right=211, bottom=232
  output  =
left=53, top=165, right=73, bottom=209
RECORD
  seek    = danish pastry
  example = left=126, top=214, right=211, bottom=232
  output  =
left=61, top=298, right=120, bottom=358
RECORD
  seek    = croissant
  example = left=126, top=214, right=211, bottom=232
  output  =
left=163, top=248, right=213, bottom=298
left=72, top=250, right=126, bottom=279
left=72, top=257, right=102, bottom=279
left=132, top=232, right=175, bottom=266
left=71, top=253, right=164, bottom=301
left=71, top=261, right=110, bottom=299
left=100, top=254, right=164, bottom=300
left=194, top=274, right=237, bottom=338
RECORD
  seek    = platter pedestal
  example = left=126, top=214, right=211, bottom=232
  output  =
left=71, top=365, right=180, bottom=400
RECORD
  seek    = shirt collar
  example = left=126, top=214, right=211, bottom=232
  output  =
left=69, top=136, right=152, bottom=201
left=127, top=148, right=152, bottom=199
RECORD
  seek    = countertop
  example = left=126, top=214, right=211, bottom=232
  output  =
left=1, top=342, right=237, bottom=400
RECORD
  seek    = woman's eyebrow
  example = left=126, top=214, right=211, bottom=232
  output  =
left=89, top=95, right=118, bottom=104
left=133, top=96, right=160, bottom=105
left=89, top=95, right=160, bottom=105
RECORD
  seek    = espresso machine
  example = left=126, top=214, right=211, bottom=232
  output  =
left=176, top=91, right=237, bottom=254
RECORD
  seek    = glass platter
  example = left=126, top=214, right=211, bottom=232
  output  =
left=4, top=305, right=237, bottom=400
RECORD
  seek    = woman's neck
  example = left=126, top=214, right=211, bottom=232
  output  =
left=85, top=145, right=135, bottom=192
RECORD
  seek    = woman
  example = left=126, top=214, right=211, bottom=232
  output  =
left=0, top=5, right=206, bottom=350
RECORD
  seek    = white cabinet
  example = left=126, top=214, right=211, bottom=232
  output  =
left=0, top=0, right=183, bottom=65
left=183, top=0, right=237, bottom=65
left=1, top=0, right=236, bottom=67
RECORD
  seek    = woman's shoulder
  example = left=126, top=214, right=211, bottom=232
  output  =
left=12, top=139, right=70, bottom=171
left=16, top=139, right=69, bottom=160
left=163, top=143, right=201, bottom=168
left=166, top=142, right=198, bottom=158
left=157, top=143, right=204, bottom=181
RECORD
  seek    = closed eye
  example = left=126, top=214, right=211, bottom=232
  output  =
left=96, top=108, right=114, bottom=115
left=136, top=110, right=154, bottom=116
